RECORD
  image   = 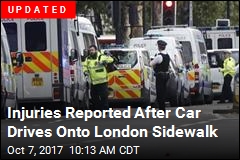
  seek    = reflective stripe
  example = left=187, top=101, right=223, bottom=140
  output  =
left=91, top=77, right=108, bottom=85
left=108, top=69, right=142, bottom=99
left=12, top=51, right=59, bottom=73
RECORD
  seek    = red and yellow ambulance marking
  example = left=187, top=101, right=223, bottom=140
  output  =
left=108, top=69, right=142, bottom=99
left=12, top=51, right=59, bottom=73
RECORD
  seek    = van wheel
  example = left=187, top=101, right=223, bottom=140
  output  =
left=205, top=89, right=214, bottom=104
left=81, top=91, right=90, bottom=110
left=142, top=89, right=151, bottom=108
left=170, top=90, right=179, bottom=107
left=180, top=88, right=191, bottom=106
left=179, top=88, right=185, bottom=107
left=192, top=89, right=205, bottom=105
left=72, top=92, right=80, bottom=110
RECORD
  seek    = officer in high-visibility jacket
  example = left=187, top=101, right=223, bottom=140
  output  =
left=218, top=51, right=236, bottom=103
left=83, top=45, right=113, bottom=111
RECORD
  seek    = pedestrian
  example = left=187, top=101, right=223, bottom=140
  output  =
left=218, top=50, right=236, bottom=103
left=83, top=45, right=113, bottom=112
left=150, top=40, right=170, bottom=112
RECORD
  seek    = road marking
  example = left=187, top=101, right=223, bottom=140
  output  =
left=32, top=124, right=40, bottom=127
left=48, top=119, right=63, bottom=124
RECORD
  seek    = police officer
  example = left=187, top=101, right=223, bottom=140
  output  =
left=83, top=45, right=113, bottom=111
left=150, top=40, right=170, bottom=112
left=218, top=51, right=236, bottom=103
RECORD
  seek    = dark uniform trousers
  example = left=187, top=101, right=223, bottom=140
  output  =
left=221, top=74, right=233, bottom=102
left=90, top=82, right=109, bottom=111
left=156, top=72, right=169, bottom=111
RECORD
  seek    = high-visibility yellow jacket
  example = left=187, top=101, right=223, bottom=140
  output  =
left=83, top=51, right=113, bottom=85
left=220, top=57, right=236, bottom=77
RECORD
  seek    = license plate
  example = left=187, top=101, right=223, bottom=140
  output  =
left=32, top=77, right=43, bottom=86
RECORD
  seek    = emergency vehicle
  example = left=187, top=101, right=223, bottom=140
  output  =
left=1, top=18, right=89, bottom=112
left=103, top=48, right=156, bottom=107
left=128, top=35, right=191, bottom=106
left=198, top=19, right=239, bottom=50
left=147, top=26, right=214, bottom=105
left=1, top=22, right=17, bottom=118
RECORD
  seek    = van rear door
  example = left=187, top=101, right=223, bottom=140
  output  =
left=19, top=19, right=52, bottom=99
left=108, top=50, right=142, bottom=100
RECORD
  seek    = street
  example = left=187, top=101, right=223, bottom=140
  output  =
left=1, top=102, right=239, bottom=159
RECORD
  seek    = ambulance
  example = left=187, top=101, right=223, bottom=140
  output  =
left=147, top=26, right=214, bottom=105
left=1, top=22, right=17, bottom=118
left=102, top=48, right=156, bottom=107
left=1, top=18, right=89, bottom=112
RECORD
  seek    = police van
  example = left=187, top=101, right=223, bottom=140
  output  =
left=198, top=19, right=239, bottom=50
left=207, top=48, right=239, bottom=99
left=128, top=35, right=191, bottom=106
left=1, top=22, right=17, bottom=118
left=1, top=18, right=89, bottom=112
left=102, top=48, right=156, bottom=107
left=147, top=26, right=213, bottom=104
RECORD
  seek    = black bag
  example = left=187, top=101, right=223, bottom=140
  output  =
left=98, top=54, right=117, bottom=73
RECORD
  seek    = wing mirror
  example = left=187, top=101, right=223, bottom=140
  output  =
left=16, top=52, right=23, bottom=67
left=70, top=49, right=78, bottom=63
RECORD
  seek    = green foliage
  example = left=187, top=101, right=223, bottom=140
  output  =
left=76, top=1, right=109, bottom=14
left=192, top=1, right=239, bottom=26
left=76, top=1, right=239, bottom=35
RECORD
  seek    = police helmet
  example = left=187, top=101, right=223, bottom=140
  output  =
left=157, top=40, right=167, bottom=46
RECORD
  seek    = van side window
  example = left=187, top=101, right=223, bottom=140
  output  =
left=71, top=31, right=79, bottom=51
left=199, top=42, right=207, bottom=54
left=208, top=53, right=223, bottom=68
left=218, top=38, right=232, bottom=49
left=3, top=23, right=18, bottom=52
left=180, top=41, right=193, bottom=63
left=25, top=22, right=47, bottom=51
left=205, top=39, right=212, bottom=50
left=232, top=51, right=239, bottom=65
left=83, top=33, right=96, bottom=49
left=142, top=51, right=150, bottom=66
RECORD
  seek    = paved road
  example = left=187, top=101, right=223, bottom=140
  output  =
left=1, top=102, right=239, bottom=159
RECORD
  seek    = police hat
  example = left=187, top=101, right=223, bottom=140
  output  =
left=157, top=40, right=167, bottom=46
left=223, top=50, right=231, bottom=55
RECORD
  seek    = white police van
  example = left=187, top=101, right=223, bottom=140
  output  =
left=128, top=35, right=191, bottom=106
left=1, top=22, right=17, bottom=118
left=147, top=26, right=213, bottom=104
